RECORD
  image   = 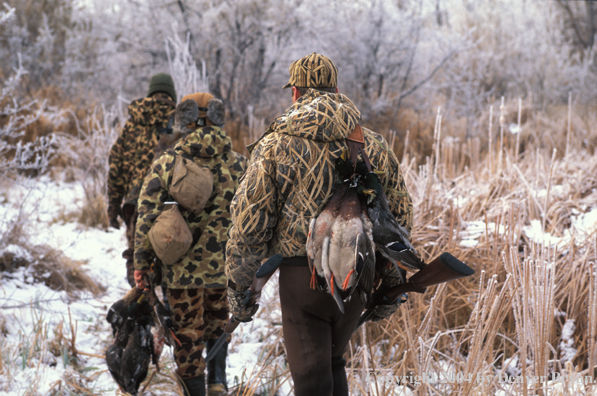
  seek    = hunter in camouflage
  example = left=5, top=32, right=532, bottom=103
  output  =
left=225, top=90, right=413, bottom=289
left=108, top=72, right=176, bottom=287
left=134, top=93, right=246, bottom=396
left=225, top=53, right=413, bottom=396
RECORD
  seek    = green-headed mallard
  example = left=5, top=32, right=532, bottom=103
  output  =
left=359, top=171, right=425, bottom=272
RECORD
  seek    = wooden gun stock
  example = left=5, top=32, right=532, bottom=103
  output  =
left=355, top=252, right=474, bottom=330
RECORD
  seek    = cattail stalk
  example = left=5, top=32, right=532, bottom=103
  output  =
left=516, top=98, right=522, bottom=161
left=499, top=97, right=505, bottom=171
left=566, top=92, right=572, bottom=158
left=488, top=106, right=493, bottom=171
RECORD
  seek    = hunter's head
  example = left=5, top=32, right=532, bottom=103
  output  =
left=148, top=72, right=177, bottom=102
left=174, top=92, right=225, bottom=133
left=283, top=53, right=339, bottom=102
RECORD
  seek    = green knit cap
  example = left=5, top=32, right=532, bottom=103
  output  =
left=148, top=73, right=177, bottom=101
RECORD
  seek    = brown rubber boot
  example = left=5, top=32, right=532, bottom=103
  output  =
left=206, top=339, right=228, bottom=396
left=181, top=375, right=206, bottom=396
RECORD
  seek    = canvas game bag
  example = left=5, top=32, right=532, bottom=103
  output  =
left=148, top=202, right=193, bottom=265
left=170, top=155, right=214, bottom=214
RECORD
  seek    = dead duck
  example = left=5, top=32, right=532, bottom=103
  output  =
left=120, top=320, right=154, bottom=395
left=105, top=281, right=178, bottom=395
left=306, top=152, right=376, bottom=312
left=358, top=171, right=425, bottom=272
left=105, top=317, right=133, bottom=390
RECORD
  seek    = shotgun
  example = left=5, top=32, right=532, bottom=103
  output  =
left=355, top=252, right=474, bottom=330
left=205, top=254, right=284, bottom=362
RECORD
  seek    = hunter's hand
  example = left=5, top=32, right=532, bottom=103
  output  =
left=228, top=287, right=259, bottom=322
left=107, top=202, right=121, bottom=229
left=371, top=295, right=406, bottom=322
left=134, top=270, right=150, bottom=290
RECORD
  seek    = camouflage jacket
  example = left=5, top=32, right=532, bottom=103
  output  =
left=226, top=89, right=413, bottom=289
left=108, top=93, right=175, bottom=208
left=134, top=126, right=247, bottom=289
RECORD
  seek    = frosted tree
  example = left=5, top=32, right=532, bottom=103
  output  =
left=166, top=30, right=209, bottom=101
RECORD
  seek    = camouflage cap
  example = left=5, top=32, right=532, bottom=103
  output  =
left=283, top=53, right=338, bottom=89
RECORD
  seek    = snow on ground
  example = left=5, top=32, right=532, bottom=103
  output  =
left=522, top=207, right=597, bottom=248
left=0, top=176, right=283, bottom=395
left=458, top=202, right=597, bottom=250
left=459, top=220, right=507, bottom=248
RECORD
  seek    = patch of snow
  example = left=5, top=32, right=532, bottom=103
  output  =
left=559, top=319, right=577, bottom=364
left=459, top=220, right=507, bottom=248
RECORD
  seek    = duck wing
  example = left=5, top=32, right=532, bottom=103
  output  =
left=307, top=182, right=349, bottom=281
left=367, top=184, right=425, bottom=271
left=354, top=207, right=376, bottom=300
left=105, top=319, right=132, bottom=391
left=120, top=322, right=152, bottom=395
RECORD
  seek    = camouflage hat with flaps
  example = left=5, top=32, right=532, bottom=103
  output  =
left=283, top=52, right=338, bottom=89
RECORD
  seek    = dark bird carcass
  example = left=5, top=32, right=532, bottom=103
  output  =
left=356, top=168, right=425, bottom=273
left=105, top=279, right=180, bottom=395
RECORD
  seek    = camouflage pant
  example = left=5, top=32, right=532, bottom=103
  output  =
left=122, top=203, right=137, bottom=287
left=166, top=287, right=229, bottom=379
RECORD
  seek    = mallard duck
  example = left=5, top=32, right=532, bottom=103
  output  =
left=306, top=151, right=377, bottom=312
left=326, top=187, right=375, bottom=301
left=359, top=171, right=425, bottom=272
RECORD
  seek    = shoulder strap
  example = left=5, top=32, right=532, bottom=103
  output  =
left=346, top=124, right=372, bottom=173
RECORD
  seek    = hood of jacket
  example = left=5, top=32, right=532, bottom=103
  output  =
left=174, top=125, right=232, bottom=158
left=273, top=89, right=361, bottom=142
left=128, top=93, right=176, bottom=127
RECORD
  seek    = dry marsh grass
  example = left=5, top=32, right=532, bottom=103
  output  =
left=2, top=98, right=597, bottom=395
left=226, top=100, right=597, bottom=395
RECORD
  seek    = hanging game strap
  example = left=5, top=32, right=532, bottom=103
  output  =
left=346, top=124, right=373, bottom=173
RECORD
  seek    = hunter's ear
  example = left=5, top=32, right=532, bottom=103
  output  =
left=207, top=98, right=225, bottom=126
left=174, top=99, right=199, bottom=133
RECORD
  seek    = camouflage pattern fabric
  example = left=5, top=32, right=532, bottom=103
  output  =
left=108, top=93, right=175, bottom=209
left=134, top=126, right=247, bottom=289
left=283, top=52, right=338, bottom=89
left=166, top=287, right=229, bottom=379
left=226, top=89, right=413, bottom=289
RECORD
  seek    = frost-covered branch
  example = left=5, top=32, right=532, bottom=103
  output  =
left=0, top=54, right=55, bottom=175
left=166, top=28, right=209, bottom=100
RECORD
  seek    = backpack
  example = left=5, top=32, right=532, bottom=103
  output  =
left=148, top=202, right=193, bottom=265
left=170, top=155, right=214, bottom=214
left=147, top=154, right=213, bottom=264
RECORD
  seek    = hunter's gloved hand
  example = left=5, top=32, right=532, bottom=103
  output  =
left=371, top=297, right=404, bottom=322
left=107, top=202, right=121, bottom=229
left=228, top=287, right=259, bottom=322
left=134, top=270, right=150, bottom=290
